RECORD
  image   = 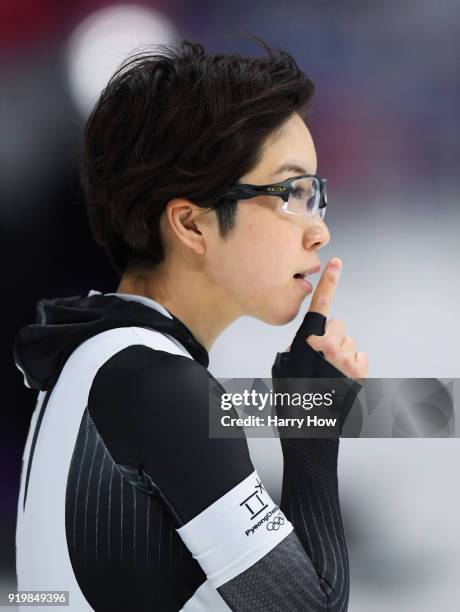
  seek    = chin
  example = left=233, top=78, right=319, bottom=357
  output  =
left=254, top=301, right=302, bottom=326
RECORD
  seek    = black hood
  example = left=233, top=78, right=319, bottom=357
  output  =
left=14, top=293, right=209, bottom=391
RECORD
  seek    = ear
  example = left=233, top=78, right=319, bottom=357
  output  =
left=164, top=198, right=212, bottom=256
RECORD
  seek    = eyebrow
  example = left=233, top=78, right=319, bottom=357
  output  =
left=270, top=163, right=311, bottom=178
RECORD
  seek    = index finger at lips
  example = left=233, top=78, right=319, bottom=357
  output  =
left=308, top=257, right=342, bottom=317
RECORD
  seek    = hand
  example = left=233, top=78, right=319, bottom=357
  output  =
left=303, top=257, right=368, bottom=381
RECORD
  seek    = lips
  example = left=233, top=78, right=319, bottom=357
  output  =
left=293, top=263, right=321, bottom=279
left=293, top=275, right=314, bottom=294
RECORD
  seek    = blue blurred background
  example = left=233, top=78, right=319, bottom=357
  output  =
left=1, top=1, right=459, bottom=610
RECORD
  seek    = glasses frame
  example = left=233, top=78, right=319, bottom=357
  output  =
left=221, top=174, right=328, bottom=219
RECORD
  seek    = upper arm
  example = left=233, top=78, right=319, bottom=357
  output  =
left=88, top=345, right=254, bottom=522
left=88, top=345, right=293, bottom=588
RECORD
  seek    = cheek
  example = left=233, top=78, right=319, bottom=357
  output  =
left=216, top=220, right=298, bottom=295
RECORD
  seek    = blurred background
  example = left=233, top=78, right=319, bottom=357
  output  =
left=1, top=0, right=459, bottom=610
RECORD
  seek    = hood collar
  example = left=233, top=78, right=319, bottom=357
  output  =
left=14, top=291, right=209, bottom=391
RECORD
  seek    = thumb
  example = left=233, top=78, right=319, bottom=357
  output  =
left=305, top=333, right=326, bottom=358
left=306, top=334, right=322, bottom=351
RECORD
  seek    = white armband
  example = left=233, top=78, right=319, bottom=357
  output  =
left=177, top=470, right=293, bottom=588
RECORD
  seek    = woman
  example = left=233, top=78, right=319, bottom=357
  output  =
left=15, top=40, right=367, bottom=611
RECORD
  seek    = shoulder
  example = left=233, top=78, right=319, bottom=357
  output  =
left=89, top=343, right=215, bottom=407
left=87, top=344, right=232, bottom=456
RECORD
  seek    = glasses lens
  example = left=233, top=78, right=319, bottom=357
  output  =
left=319, top=180, right=327, bottom=219
left=286, top=177, right=320, bottom=216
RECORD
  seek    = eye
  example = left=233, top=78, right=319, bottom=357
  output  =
left=291, top=186, right=308, bottom=199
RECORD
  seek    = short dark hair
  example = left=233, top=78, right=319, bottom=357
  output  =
left=81, top=39, right=314, bottom=273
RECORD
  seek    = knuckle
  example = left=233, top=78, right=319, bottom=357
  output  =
left=341, top=335, right=352, bottom=348
left=342, top=352, right=355, bottom=367
left=322, top=338, right=337, bottom=355
left=322, top=335, right=333, bottom=348
left=317, top=296, right=330, bottom=308
left=355, top=353, right=369, bottom=377
left=328, top=318, right=346, bottom=335
left=345, top=362, right=359, bottom=377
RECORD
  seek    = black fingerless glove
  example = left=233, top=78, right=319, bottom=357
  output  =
left=272, top=312, right=362, bottom=434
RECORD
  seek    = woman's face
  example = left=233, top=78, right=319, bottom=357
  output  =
left=204, top=112, right=330, bottom=326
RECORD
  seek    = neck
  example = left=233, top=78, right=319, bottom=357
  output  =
left=117, top=262, right=240, bottom=352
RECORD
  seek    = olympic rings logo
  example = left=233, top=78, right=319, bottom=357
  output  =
left=266, top=513, right=285, bottom=531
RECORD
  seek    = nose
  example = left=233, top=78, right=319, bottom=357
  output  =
left=303, top=215, right=330, bottom=250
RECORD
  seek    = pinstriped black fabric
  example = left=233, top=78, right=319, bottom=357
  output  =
left=65, top=409, right=206, bottom=611
left=280, top=438, right=350, bottom=611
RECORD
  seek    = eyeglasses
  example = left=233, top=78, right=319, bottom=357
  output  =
left=221, top=174, right=327, bottom=220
